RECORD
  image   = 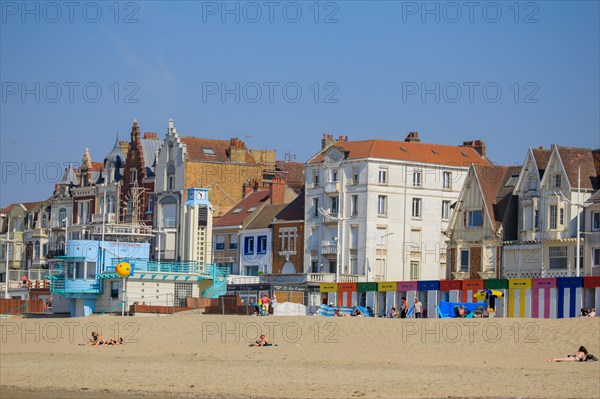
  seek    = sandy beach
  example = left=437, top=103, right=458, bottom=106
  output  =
left=1, top=313, right=599, bottom=399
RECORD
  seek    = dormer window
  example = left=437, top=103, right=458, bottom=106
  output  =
left=554, top=174, right=562, bottom=188
left=202, top=147, right=215, bottom=155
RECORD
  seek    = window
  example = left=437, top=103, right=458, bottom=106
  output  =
left=78, top=201, right=90, bottom=224
left=202, top=147, right=215, bottom=155
left=592, top=212, right=600, bottom=231
left=167, top=175, right=175, bottom=190
left=42, top=243, right=48, bottom=257
left=559, top=208, right=564, bottom=226
left=161, top=198, right=177, bottom=228
left=442, top=200, right=450, bottom=220
left=312, top=198, right=319, bottom=217
left=410, top=261, right=420, bottom=280
left=130, top=169, right=137, bottom=182
left=460, top=249, right=469, bottom=272
left=378, top=169, right=388, bottom=184
left=377, top=195, right=387, bottom=216
left=352, top=169, right=359, bottom=185
left=331, top=197, right=339, bottom=214
left=412, top=198, right=422, bottom=218
left=247, top=207, right=257, bottom=213
left=147, top=194, right=154, bottom=213
left=330, top=170, right=338, bottom=182
left=376, top=227, right=388, bottom=248
left=527, top=177, right=537, bottom=192
left=593, top=248, right=600, bottom=267
left=534, top=209, right=539, bottom=230
left=15, top=244, right=22, bottom=261
left=549, top=246, right=567, bottom=269
left=351, top=195, right=358, bottom=216
left=574, top=246, right=583, bottom=270
left=467, top=210, right=483, bottom=227
left=34, top=241, right=40, bottom=259
left=312, top=171, right=319, bottom=187
left=350, top=226, right=358, bottom=249
left=127, top=199, right=133, bottom=216
left=245, top=265, right=259, bottom=276
left=58, top=208, right=67, bottom=225
left=413, top=171, right=422, bottom=187
left=232, top=208, right=243, bottom=214
left=443, top=171, right=451, bottom=189
left=111, top=281, right=119, bottom=299
left=550, top=205, right=558, bottom=229
left=257, top=236, right=267, bottom=255
left=215, top=235, right=225, bottom=251
left=279, top=228, right=297, bottom=253
left=229, top=234, right=238, bottom=249
left=244, top=236, right=255, bottom=255
left=554, top=174, right=561, bottom=188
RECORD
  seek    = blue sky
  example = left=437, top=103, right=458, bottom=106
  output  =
left=1, top=0, right=599, bottom=207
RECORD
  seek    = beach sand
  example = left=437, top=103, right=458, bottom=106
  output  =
left=1, top=313, right=598, bottom=399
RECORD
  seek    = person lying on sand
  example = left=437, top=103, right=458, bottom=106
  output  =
left=106, top=337, right=124, bottom=345
left=549, top=346, right=589, bottom=362
left=80, top=331, right=106, bottom=346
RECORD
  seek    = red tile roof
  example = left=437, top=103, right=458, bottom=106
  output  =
left=556, top=146, right=599, bottom=190
left=0, top=204, right=16, bottom=215
left=308, top=140, right=490, bottom=166
left=21, top=201, right=46, bottom=212
left=180, top=137, right=257, bottom=164
left=531, top=148, right=551, bottom=178
left=213, top=190, right=271, bottom=227
left=275, top=161, right=304, bottom=192
left=474, top=165, right=520, bottom=231
left=90, top=162, right=104, bottom=172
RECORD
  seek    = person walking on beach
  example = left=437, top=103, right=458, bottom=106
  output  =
left=261, top=294, right=271, bottom=315
left=414, top=297, right=423, bottom=318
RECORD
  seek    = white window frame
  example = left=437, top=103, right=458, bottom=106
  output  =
left=593, top=247, right=600, bottom=267
left=442, top=200, right=450, bottom=220
left=442, top=171, right=451, bottom=189
left=412, top=198, right=422, bottom=218
left=377, top=195, right=387, bottom=216
left=351, top=195, right=358, bottom=216
left=378, top=169, right=388, bottom=184
left=467, top=210, right=483, bottom=228
left=591, top=211, right=600, bottom=231
left=460, top=249, right=469, bottom=272
left=413, top=171, right=422, bottom=187
left=410, top=261, right=420, bottom=280
left=549, top=205, right=558, bottom=229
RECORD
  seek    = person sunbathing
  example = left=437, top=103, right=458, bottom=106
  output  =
left=549, top=346, right=588, bottom=362
left=82, top=331, right=106, bottom=346
left=253, top=335, right=270, bottom=346
left=106, top=337, right=124, bottom=345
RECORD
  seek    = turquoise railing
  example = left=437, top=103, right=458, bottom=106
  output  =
left=202, top=266, right=229, bottom=298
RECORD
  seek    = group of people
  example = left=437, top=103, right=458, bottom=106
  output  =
left=81, top=331, right=124, bottom=346
left=253, top=294, right=276, bottom=316
left=389, top=297, right=421, bottom=318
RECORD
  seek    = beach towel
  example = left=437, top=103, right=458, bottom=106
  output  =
left=355, top=306, right=371, bottom=317
left=439, top=301, right=486, bottom=318
left=318, top=304, right=355, bottom=317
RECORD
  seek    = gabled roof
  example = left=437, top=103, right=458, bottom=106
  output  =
left=245, top=204, right=288, bottom=230
left=307, top=139, right=490, bottom=166
left=555, top=146, right=599, bottom=190
left=213, top=190, right=271, bottom=227
left=180, top=137, right=257, bottom=164
left=275, top=161, right=304, bottom=192
left=21, top=201, right=46, bottom=212
left=531, top=148, right=551, bottom=178
left=474, top=165, right=521, bottom=231
left=274, top=191, right=305, bottom=221
left=59, top=163, right=78, bottom=185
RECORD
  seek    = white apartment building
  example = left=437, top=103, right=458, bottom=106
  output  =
left=304, top=133, right=490, bottom=282
left=504, top=145, right=600, bottom=277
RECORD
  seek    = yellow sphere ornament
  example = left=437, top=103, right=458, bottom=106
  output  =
left=115, top=261, right=132, bottom=278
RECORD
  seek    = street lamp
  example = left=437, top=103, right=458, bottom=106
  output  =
left=375, top=232, right=394, bottom=281
left=317, top=207, right=347, bottom=282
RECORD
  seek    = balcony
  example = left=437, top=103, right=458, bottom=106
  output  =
left=323, top=213, right=340, bottom=224
left=321, top=240, right=338, bottom=255
left=91, top=224, right=153, bottom=237
left=259, top=273, right=359, bottom=284
left=503, top=269, right=577, bottom=279
left=91, top=213, right=116, bottom=223
left=324, top=181, right=339, bottom=193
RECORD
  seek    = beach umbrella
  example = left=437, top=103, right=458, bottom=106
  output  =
left=473, top=289, right=504, bottom=301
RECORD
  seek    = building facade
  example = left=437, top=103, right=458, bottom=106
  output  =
left=304, top=133, right=490, bottom=282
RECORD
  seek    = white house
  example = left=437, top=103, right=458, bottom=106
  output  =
left=304, top=133, right=490, bottom=282
left=503, top=145, right=600, bottom=277
left=445, top=164, right=520, bottom=280
left=584, top=190, right=600, bottom=276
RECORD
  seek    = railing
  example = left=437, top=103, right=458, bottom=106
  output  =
left=323, top=213, right=339, bottom=224
left=108, top=259, right=209, bottom=275
left=321, top=240, right=338, bottom=254
left=91, top=224, right=153, bottom=236
left=229, top=275, right=261, bottom=284
left=259, top=273, right=360, bottom=283
left=202, top=266, right=229, bottom=298
left=91, top=213, right=116, bottom=223
left=503, top=269, right=577, bottom=279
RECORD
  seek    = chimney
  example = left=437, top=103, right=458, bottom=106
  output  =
left=405, top=132, right=420, bottom=143
left=269, top=178, right=286, bottom=204
left=229, top=138, right=247, bottom=163
left=143, top=132, right=157, bottom=139
left=243, top=181, right=254, bottom=197
left=321, top=133, right=334, bottom=149
left=462, top=140, right=487, bottom=157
